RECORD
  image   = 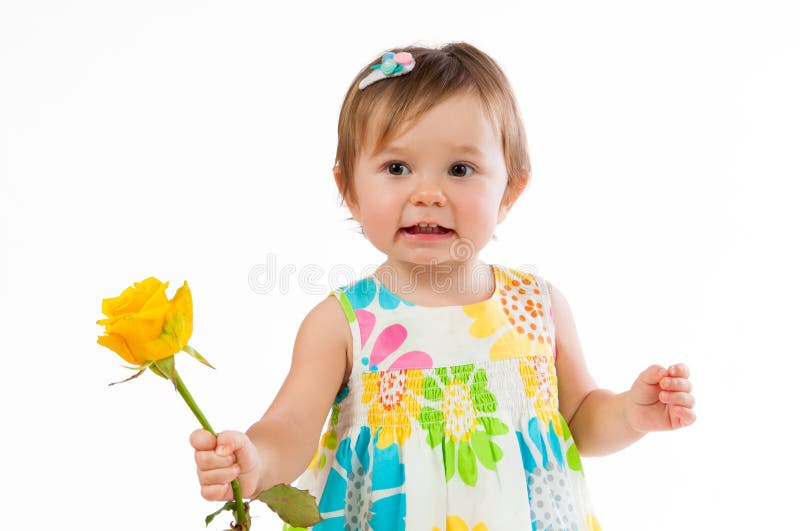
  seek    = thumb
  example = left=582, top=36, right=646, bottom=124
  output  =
left=215, top=430, right=250, bottom=458
left=637, top=364, right=668, bottom=386
left=215, top=430, right=260, bottom=476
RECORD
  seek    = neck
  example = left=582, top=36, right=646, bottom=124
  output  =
left=373, top=259, right=495, bottom=305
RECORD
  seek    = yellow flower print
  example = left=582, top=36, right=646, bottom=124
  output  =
left=306, top=448, right=319, bottom=471
left=463, top=268, right=554, bottom=361
left=518, top=355, right=563, bottom=437
left=306, top=429, right=337, bottom=471
left=432, top=515, right=489, bottom=531
left=362, top=368, right=423, bottom=448
left=587, top=513, right=603, bottom=530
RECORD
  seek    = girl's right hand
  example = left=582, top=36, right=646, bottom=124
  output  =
left=190, top=429, right=262, bottom=501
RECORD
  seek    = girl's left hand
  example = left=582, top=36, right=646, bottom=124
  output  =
left=624, top=363, right=697, bottom=432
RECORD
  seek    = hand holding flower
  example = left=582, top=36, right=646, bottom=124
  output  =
left=191, top=429, right=263, bottom=501
left=97, top=277, right=322, bottom=530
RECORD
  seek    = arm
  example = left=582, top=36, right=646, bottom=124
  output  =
left=549, top=281, right=695, bottom=457
left=190, top=294, right=352, bottom=500
left=246, top=294, right=351, bottom=493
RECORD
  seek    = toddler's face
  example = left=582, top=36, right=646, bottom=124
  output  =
left=347, top=91, right=516, bottom=269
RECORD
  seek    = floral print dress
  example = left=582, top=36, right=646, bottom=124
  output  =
left=284, top=265, right=602, bottom=531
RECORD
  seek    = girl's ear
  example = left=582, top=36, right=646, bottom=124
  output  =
left=497, top=171, right=528, bottom=224
left=333, top=164, right=361, bottom=221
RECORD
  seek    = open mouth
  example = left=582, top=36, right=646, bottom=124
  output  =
left=401, top=223, right=453, bottom=235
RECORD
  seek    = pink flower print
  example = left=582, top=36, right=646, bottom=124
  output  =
left=354, top=309, right=375, bottom=350
left=359, top=321, right=433, bottom=371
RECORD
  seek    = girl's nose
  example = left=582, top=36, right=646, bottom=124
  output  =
left=409, top=181, right=447, bottom=207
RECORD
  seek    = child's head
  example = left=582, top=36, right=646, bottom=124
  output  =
left=333, top=42, right=531, bottom=265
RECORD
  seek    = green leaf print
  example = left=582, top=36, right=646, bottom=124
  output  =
left=324, top=431, right=337, bottom=450
left=472, top=389, right=497, bottom=413
left=418, top=363, right=510, bottom=486
left=419, top=406, right=445, bottom=448
left=560, top=414, right=584, bottom=474
left=477, top=416, right=509, bottom=436
left=444, top=438, right=456, bottom=481
left=471, top=430, right=503, bottom=471
left=457, top=440, right=478, bottom=486
left=419, top=406, right=444, bottom=429
left=450, top=363, right=474, bottom=384
left=422, top=376, right=443, bottom=401
left=426, top=422, right=444, bottom=448
left=566, top=444, right=583, bottom=474
left=559, top=414, right=573, bottom=439
left=470, top=368, right=496, bottom=413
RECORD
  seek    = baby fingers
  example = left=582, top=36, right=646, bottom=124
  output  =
left=198, top=463, right=241, bottom=486
left=660, top=377, right=692, bottom=393
left=668, top=363, right=690, bottom=378
left=659, top=390, right=696, bottom=409
left=671, top=406, right=697, bottom=428
left=195, top=449, right=236, bottom=470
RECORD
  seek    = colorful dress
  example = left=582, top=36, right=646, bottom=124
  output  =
left=285, top=264, right=602, bottom=531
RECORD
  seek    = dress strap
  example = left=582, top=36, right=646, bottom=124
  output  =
left=537, top=274, right=557, bottom=361
left=498, top=266, right=557, bottom=361
left=328, top=285, right=365, bottom=388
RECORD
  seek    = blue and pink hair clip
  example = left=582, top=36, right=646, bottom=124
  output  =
left=358, top=51, right=416, bottom=90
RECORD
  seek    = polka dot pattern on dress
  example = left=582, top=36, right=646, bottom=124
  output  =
left=499, top=274, right=552, bottom=348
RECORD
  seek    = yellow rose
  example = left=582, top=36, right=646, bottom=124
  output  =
left=97, top=277, right=193, bottom=366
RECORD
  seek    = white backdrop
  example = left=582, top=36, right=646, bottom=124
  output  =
left=1, top=1, right=798, bottom=529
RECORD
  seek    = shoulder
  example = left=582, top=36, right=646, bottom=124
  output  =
left=544, top=278, right=599, bottom=424
left=260, top=295, right=351, bottom=442
left=289, top=297, right=348, bottom=380
left=544, top=280, right=564, bottom=341
left=317, top=291, right=355, bottom=390
left=297, top=294, right=351, bottom=366
left=544, top=279, right=569, bottom=340
left=306, top=292, right=351, bottom=331
left=287, top=293, right=353, bottom=388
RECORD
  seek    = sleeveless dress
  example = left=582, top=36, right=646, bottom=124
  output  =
left=284, top=264, right=602, bottom=531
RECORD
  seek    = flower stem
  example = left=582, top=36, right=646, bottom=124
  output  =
left=174, top=369, right=249, bottom=530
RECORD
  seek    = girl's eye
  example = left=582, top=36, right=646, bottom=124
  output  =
left=386, top=162, right=410, bottom=176
left=384, top=162, right=474, bottom=177
left=450, top=163, right=474, bottom=178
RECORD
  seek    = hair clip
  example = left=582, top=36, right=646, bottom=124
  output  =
left=358, top=51, right=416, bottom=90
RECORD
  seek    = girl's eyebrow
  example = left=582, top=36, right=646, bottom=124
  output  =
left=450, top=144, right=485, bottom=156
left=378, top=143, right=485, bottom=157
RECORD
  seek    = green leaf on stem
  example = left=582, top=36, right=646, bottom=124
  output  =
left=153, top=356, right=177, bottom=387
left=183, top=344, right=216, bottom=369
left=148, top=363, right=167, bottom=379
left=205, top=501, right=237, bottom=526
left=253, top=484, right=323, bottom=527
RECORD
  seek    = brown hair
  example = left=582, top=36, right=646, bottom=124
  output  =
left=333, top=41, right=531, bottom=211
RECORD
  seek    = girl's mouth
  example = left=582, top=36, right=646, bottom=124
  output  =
left=403, top=225, right=451, bottom=235
left=400, top=223, right=454, bottom=239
